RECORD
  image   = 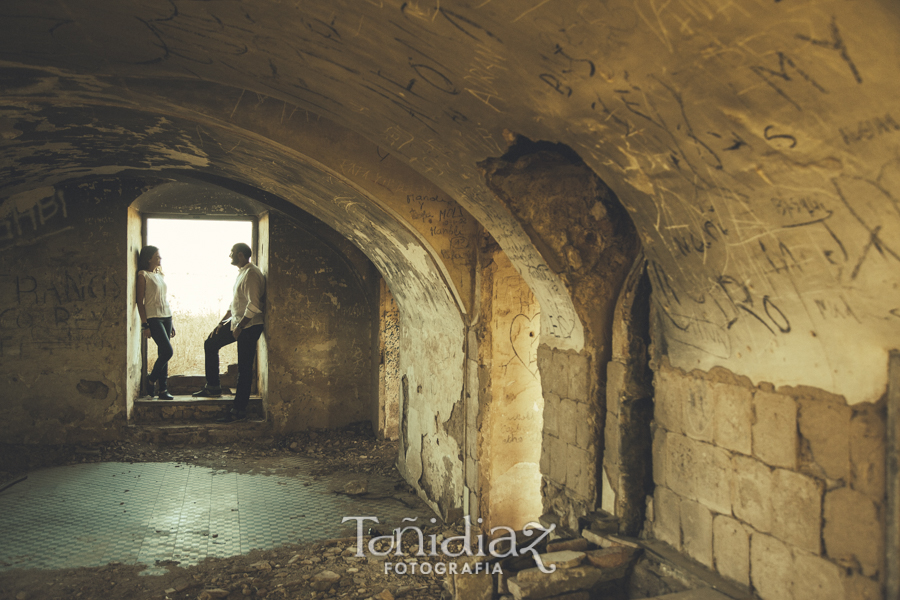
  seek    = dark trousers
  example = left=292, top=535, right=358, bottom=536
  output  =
left=147, top=317, right=173, bottom=390
left=204, top=323, right=263, bottom=413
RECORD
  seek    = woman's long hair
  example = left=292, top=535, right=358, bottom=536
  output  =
left=138, top=246, right=162, bottom=274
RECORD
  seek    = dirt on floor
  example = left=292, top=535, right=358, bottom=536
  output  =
left=0, top=422, right=405, bottom=482
left=0, top=424, right=457, bottom=600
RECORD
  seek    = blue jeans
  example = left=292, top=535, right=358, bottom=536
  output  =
left=147, top=317, right=173, bottom=390
left=204, top=323, right=263, bottom=413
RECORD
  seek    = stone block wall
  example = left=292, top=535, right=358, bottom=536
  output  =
left=647, top=362, right=886, bottom=600
left=539, top=346, right=596, bottom=532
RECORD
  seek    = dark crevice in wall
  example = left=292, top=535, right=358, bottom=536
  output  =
left=401, top=374, right=410, bottom=453
left=614, top=265, right=655, bottom=537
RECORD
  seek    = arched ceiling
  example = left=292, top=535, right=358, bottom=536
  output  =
left=1, top=0, right=899, bottom=404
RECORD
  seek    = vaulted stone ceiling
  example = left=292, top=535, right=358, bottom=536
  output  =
left=2, top=0, right=898, bottom=404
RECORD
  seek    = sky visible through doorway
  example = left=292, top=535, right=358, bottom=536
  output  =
left=145, top=218, right=253, bottom=376
left=146, top=218, right=253, bottom=315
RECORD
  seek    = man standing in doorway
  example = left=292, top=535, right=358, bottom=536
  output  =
left=193, top=242, right=266, bottom=423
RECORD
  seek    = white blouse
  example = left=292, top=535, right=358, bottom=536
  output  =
left=141, top=271, right=172, bottom=319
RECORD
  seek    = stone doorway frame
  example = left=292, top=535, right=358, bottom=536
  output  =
left=125, top=205, right=263, bottom=422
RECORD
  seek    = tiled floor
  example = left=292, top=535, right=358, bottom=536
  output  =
left=0, top=460, right=434, bottom=573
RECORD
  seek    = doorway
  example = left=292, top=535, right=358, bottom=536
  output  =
left=143, top=217, right=254, bottom=379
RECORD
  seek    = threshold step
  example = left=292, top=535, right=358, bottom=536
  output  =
left=133, top=396, right=263, bottom=423
left=128, top=420, right=269, bottom=444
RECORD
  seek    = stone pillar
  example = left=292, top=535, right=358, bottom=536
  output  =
left=477, top=243, right=543, bottom=530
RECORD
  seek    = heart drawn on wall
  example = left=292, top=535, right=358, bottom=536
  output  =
left=509, top=312, right=540, bottom=377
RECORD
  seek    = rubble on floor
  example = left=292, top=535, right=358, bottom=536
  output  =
left=442, top=518, right=642, bottom=600
left=441, top=509, right=752, bottom=600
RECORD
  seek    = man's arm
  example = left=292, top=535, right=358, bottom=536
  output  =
left=213, top=310, right=232, bottom=335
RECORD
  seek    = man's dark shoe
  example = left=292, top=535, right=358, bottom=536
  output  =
left=192, top=386, right=222, bottom=398
left=157, top=389, right=174, bottom=400
left=216, top=410, right=247, bottom=423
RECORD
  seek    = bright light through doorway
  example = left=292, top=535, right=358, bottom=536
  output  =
left=145, top=218, right=253, bottom=377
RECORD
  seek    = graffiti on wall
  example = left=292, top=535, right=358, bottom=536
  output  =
left=0, top=269, right=120, bottom=356
left=0, top=188, right=70, bottom=248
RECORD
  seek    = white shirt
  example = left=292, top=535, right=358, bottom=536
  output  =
left=141, top=271, right=172, bottom=319
left=230, top=262, right=265, bottom=330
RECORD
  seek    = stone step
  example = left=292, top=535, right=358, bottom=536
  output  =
left=132, top=396, right=264, bottom=423
left=128, top=421, right=269, bottom=444
left=149, top=365, right=257, bottom=396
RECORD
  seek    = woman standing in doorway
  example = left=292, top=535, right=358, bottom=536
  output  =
left=137, top=246, right=176, bottom=400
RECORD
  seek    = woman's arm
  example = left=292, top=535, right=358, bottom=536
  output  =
left=136, top=271, right=150, bottom=338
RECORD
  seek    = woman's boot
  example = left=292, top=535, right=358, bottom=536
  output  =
left=157, top=381, right=174, bottom=400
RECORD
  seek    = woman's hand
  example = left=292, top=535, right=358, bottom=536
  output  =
left=171, top=326, right=177, bottom=338
left=142, top=328, right=151, bottom=339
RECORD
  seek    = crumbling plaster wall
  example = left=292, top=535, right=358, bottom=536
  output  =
left=265, top=211, right=378, bottom=433
left=647, top=352, right=887, bottom=600
left=0, top=179, right=144, bottom=444
left=126, top=206, right=143, bottom=420
left=395, top=309, right=466, bottom=521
